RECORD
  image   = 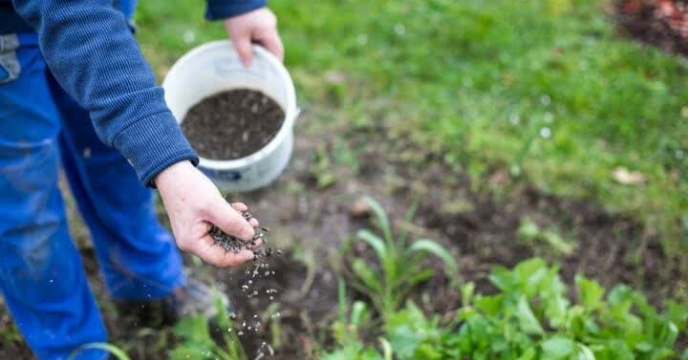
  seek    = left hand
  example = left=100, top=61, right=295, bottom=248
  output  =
left=155, top=161, right=261, bottom=267
left=223, top=7, right=284, bottom=67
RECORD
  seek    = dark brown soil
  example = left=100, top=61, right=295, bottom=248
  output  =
left=201, top=119, right=686, bottom=359
left=614, top=0, right=688, bottom=56
left=217, top=255, right=338, bottom=360
left=181, top=89, right=285, bottom=160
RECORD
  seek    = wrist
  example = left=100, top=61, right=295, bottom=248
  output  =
left=154, top=160, right=195, bottom=190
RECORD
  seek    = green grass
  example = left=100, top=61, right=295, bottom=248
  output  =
left=136, top=0, right=688, bottom=244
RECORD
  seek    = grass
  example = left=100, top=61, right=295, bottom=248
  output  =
left=136, top=0, right=687, bottom=246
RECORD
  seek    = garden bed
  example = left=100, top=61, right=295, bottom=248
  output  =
left=614, top=0, right=688, bottom=56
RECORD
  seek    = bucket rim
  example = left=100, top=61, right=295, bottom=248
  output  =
left=163, top=40, right=298, bottom=170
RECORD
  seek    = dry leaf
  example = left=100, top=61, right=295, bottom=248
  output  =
left=612, top=166, right=647, bottom=185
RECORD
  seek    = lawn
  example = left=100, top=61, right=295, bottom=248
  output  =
left=137, top=0, right=687, bottom=243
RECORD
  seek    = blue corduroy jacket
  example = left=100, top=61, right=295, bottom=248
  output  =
left=0, top=0, right=265, bottom=186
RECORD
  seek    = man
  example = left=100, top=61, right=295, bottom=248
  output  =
left=0, top=0, right=284, bottom=358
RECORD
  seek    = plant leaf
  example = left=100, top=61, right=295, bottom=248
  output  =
left=517, top=296, right=544, bottom=335
left=541, top=337, right=575, bottom=359
left=379, top=337, right=393, bottom=360
left=576, top=275, right=605, bottom=311
left=518, top=216, right=540, bottom=240
left=410, top=239, right=458, bottom=274
left=69, top=343, right=132, bottom=360
left=351, top=300, right=370, bottom=327
left=576, top=344, right=596, bottom=360
left=357, top=229, right=388, bottom=263
left=517, top=347, right=537, bottom=360
left=352, top=258, right=382, bottom=292
left=361, top=196, right=393, bottom=244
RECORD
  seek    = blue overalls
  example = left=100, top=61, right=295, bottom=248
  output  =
left=0, top=2, right=186, bottom=359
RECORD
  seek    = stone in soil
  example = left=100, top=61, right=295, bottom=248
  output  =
left=182, top=89, right=285, bottom=160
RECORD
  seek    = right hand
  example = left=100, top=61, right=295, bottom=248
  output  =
left=223, top=7, right=284, bottom=67
left=154, top=161, right=260, bottom=267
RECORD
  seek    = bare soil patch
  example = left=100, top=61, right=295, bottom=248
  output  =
left=614, top=0, right=688, bottom=56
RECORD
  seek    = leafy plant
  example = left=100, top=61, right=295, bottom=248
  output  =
left=323, top=278, right=387, bottom=360
left=345, top=196, right=458, bottom=317
left=327, top=257, right=688, bottom=359
left=170, top=289, right=247, bottom=360
left=397, top=258, right=687, bottom=359
left=518, top=216, right=577, bottom=256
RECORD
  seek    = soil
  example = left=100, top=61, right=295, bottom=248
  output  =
left=202, top=120, right=685, bottom=359
left=614, top=0, right=688, bottom=56
left=181, top=89, right=285, bottom=160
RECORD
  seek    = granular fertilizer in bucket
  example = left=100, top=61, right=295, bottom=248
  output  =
left=181, top=89, right=285, bottom=160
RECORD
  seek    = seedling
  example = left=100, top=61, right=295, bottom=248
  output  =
left=345, top=196, right=458, bottom=318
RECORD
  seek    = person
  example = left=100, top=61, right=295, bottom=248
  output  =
left=0, top=0, right=284, bottom=358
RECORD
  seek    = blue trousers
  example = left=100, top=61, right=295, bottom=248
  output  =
left=0, top=33, right=186, bottom=359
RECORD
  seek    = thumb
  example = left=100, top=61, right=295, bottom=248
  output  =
left=232, top=36, right=254, bottom=68
left=207, top=200, right=255, bottom=241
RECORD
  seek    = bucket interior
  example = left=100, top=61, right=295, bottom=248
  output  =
left=164, top=43, right=293, bottom=126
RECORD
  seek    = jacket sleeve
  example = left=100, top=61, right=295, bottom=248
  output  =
left=205, top=0, right=266, bottom=20
left=11, top=0, right=199, bottom=187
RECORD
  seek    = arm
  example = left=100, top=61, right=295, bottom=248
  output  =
left=12, top=0, right=256, bottom=266
left=12, top=0, right=190, bottom=186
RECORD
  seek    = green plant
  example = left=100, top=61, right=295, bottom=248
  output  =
left=322, top=278, right=387, bottom=360
left=518, top=216, right=577, bottom=256
left=396, top=258, right=687, bottom=359
left=345, top=196, right=458, bottom=318
left=327, top=257, right=688, bottom=359
left=68, top=343, right=132, bottom=360
left=170, top=290, right=247, bottom=360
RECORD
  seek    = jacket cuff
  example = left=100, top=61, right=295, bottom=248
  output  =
left=205, top=0, right=267, bottom=20
left=113, top=111, right=199, bottom=187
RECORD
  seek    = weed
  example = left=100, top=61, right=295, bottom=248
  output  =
left=344, top=196, right=458, bottom=317
left=518, top=216, right=577, bottom=256
left=170, top=289, right=247, bottom=360
left=328, top=257, right=688, bottom=359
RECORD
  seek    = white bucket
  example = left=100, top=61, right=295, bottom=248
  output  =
left=162, top=40, right=298, bottom=192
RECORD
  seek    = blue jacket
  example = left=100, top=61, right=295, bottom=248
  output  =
left=1, top=0, right=265, bottom=186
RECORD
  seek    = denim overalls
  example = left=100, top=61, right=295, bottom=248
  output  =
left=0, top=2, right=186, bottom=359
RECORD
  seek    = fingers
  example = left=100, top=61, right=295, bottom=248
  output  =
left=195, top=239, right=257, bottom=267
left=208, top=200, right=255, bottom=240
left=231, top=202, right=248, bottom=212
left=232, top=36, right=254, bottom=68
left=231, top=202, right=260, bottom=227
left=259, top=31, right=284, bottom=62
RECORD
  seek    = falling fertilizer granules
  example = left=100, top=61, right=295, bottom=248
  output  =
left=210, top=209, right=284, bottom=359
left=232, top=261, right=284, bottom=359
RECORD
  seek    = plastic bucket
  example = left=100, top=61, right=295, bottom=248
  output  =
left=162, top=40, right=297, bottom=192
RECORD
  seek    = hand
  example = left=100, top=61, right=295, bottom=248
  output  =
left=154, top=161, right=260, bottom=267
left=223, top=7, right=284, bottom=67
